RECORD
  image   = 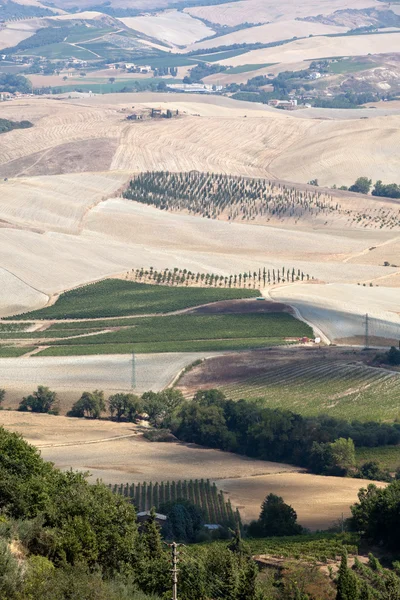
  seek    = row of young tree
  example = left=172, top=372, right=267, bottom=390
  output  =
left=129, top=265, right=313, bottom=288
left=123, top=171, right=339, bottom=222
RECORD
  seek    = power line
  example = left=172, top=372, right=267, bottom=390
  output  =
left=165, top=542, right=184, bottom=600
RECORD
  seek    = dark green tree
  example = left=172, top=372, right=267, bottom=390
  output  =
left=108, top=393, right=142, bottom=421
left=349, top=177, right=372, bottom=194
left=18, top=386, right=58, bottom=414
left=336, top=549, right=358, bottom=600
left=249, top=494, right=302, bottom=537
left=68, top=390, right=105, bottom=419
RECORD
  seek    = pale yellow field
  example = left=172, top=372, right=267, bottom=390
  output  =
left=120, top=10, right=215, bottom=46
left=185, top=0, right=378, bottom=27
left=0, top=411, right=384, bottom=529
left=218, top=32, right=400, bottom=67
left=186, top=20, right=347, bottom=53
left=0, top=95, right=399, bottom=336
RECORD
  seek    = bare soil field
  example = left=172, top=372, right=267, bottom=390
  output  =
left=0, top=411, right=384, bottom=529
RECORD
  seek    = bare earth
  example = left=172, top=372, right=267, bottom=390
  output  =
left=0, top=411, right=384, bottom=530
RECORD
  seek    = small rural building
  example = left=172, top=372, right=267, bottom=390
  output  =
left=137, top=511, right=167, bottom=527
left=127, top=113, right=143, bottom=121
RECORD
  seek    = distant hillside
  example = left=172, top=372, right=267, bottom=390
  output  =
left=0, top=0, right=55, bottom=20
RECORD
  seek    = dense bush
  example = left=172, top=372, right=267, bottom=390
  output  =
left=0, top=118, right=33, bottom=134
left=0, top=73, right=31, bottom=94
left=350, top=480, right=400, bottom=551
left=247, top=494, right=303, bottom=537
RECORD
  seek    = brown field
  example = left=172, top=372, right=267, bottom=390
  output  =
left=0, top=411, right=385, bottom=529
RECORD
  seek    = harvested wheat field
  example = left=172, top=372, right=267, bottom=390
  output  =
left=186, top=20, right=347, bottom=53
left=0, top=352, right=221, bottom=409
left=218, top=32, right=400, bottom=67
left=185, top=0, right=378, bottom=27
left=0, top=411, right=384, bottom=529
left=120, top=11, right=215, bottom=46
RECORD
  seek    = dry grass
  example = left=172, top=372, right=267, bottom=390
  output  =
left=120, top=11, right=215, bottom=46
left=185, top=0, right=377, bottom=27
left=0, top=410, right=384, bottom=529
left=218, top=33, right=400, bottom=67
left=0, top=352, right=222, bottom=405
left=186, top=20, right=347, bottom=53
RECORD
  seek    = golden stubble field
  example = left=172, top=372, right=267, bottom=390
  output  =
left=0, top=94, right=399, bottom=335
left=0, top=411, right=385, bottom=530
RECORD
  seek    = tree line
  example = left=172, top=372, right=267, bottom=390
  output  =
left=7, top=386, right=400, bottom=482
left=129, top=265, right=313, bottom=288
left=0, top=118, right=32, bottom=135
left=339, top=176, right=400, bottom=200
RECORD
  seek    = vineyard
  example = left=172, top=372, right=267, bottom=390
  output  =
left=123, top=172, right=400, bottom=229
left=109, top=479, right=241, bottom=528
left=208, top=360, right=400, bottom=422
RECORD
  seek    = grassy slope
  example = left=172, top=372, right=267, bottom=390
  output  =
left=14, top=281, right=260, bottom=320
left=356, top=446, right=400, bottom=471
left=0, top=346, right=35, bottom=357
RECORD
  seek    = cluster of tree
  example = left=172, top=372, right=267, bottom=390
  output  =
left=184, top=63, right=227, bottom=84
left=0, top=73, right=31, bottom=94
left=168, top=390, right=400, bottom=479
left=312, top=91, right=379, bottom=109
left=0, top=118, right=32, bottom=134
left=339, top=177, right=400, bottom=199
left=124, top=170, right=338, bottom=222
left=350, top=479, right=400, bottom=552
left=3, top=26, right=72, bottom=54
left=187, top=38, right=288, bottom=57
left=372, top=180, right=400, bottom=199
left=9, top=386, right=400, bottom=482
left=0, top=426, right=262, bottom=600
left=0, top=0, right=53, bottom=20
left=153, top=66, right=177, bottom=77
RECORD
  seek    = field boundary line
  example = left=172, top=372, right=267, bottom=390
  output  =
left=36, top=432, right=138, bottom=449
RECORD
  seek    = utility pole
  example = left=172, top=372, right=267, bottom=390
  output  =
left=131, top=352, right=136, bottom=389
left=365, top=313, right=369, bottom=349
left=165, top=542, right=183, bottom=600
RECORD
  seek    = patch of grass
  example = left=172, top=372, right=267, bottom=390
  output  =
left=47, top=314, right=310, bottom=346
left=0, top=346, right=35, bottom=357
left=36, top=337, right=293, bottom=356
left=21, top=43, right=96, bottom=60
left=14, top=281, right=260, bottom=320
left=219, top=361, right=400, bottom=422
left=356, top=445, right=400, bottom=471
left=195, top=48, right=250, bottom=62
left=225, top=63, right=274, bottom=74
left=0, top=323, right=31, bottom=332
left=328, top=59, right=376, bottom=75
